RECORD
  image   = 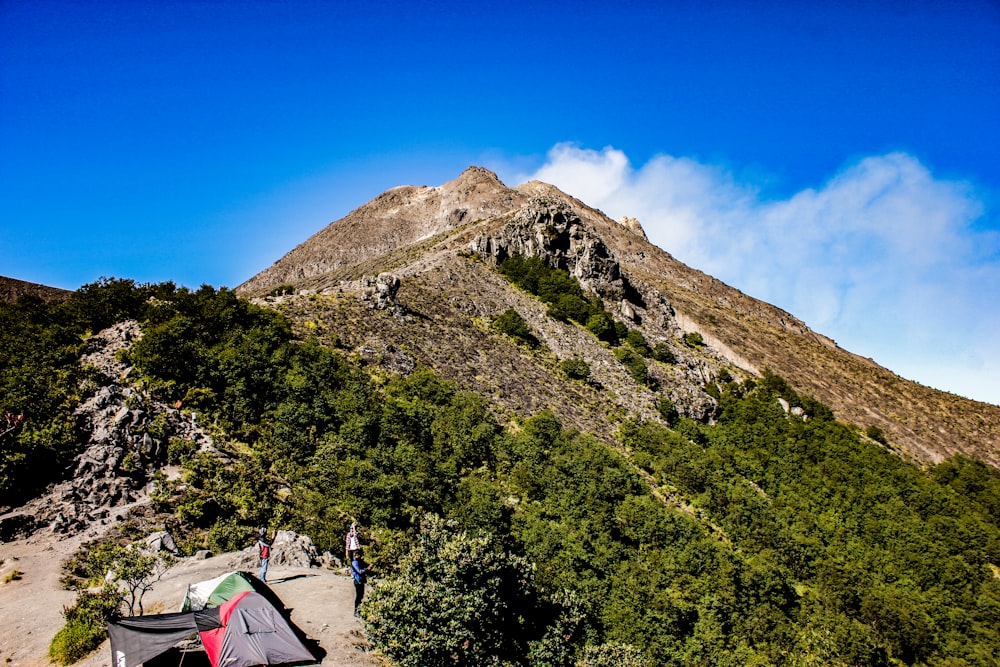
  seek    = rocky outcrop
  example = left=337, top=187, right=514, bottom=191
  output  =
left=617, top=216, right=648, bottom=240
left=230, top=530, right=322, bottom=570
left=469, top=197, right=641, bottom=307
left=361, top=273, right=401, bottom=311
left=0, top=322, right=216, bottom=540
left=356, top=338, right=416, bottom=375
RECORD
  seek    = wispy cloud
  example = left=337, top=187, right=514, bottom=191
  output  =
left=514, top=144, right=1000, bottom=405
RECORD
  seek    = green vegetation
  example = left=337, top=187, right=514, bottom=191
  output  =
left=624, top=328, right=651, bottom=357
left=492, top=308, right=538, bottom=347
left=48, top=588, right=122, bottom=665
left=0, top=278, right=174, bottom=505
left=363, top=515, right=555, bottom=666
left=53, top=531, right=174, bottom=661
left=5, top=279, right=1000, bottom=666
left=560, top=356, right=592, bottom=382
left=866, top=424, right=888, bottom=444
left=683, top=331, right=704, bottom=347
left=651, top=342, right=676, bottom=364
left=498, top=255, right=622, bottom=344
left=585, top=312, right=619, bottom=344
left=613, top=347, right=651, bottom=386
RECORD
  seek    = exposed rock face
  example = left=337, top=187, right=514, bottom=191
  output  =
left=618, top=216, right=648, bottom=240
left=356, top=338, right=416, bottom=375
left=231, top=530, right=321, bottom=570
left=470, top=197, right=640, bottom=307
left=0, top=322, right=216, bottom=540
left=361, top=273, right=401, bottom=311
left=145, top=530, right=179, bottom=555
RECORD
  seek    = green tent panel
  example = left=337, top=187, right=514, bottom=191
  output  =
left=181, top=571, right=258, bottom=611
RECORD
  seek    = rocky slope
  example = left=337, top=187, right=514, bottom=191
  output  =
left=0, top=275, right=71, bottom=303
left=0, top=320, right=214, bottom=541
left=238, top=167, right=1000, bottom=468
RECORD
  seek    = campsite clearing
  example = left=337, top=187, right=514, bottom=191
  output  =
left=0, top=532, right=377, bottom=667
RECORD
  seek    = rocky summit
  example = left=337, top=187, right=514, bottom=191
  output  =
left=238, top=166, right=1000, bottom=469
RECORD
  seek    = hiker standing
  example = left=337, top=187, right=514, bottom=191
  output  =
left=350, top=550, right=368, bottom=617
left=257, top=528, right=271, bottom=583
left=345, top=522, right=361, bottom=562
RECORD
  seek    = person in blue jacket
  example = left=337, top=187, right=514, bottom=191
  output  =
left=350, top=550, right=369, bottom=617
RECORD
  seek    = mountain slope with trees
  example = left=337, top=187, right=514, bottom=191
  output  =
left=2, top=168, right=1000, bottom=666
left=238, top=167, right=999, bottom=468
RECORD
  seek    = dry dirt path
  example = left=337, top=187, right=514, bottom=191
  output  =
left=0, top=532, right=377, bottom=667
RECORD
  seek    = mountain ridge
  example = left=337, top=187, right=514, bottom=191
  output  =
left=236, top=166, right=1000, bottom=469
left=0, top=275, right=71, bottom=303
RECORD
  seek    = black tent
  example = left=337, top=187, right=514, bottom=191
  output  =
left=108, top=607, right=221, bottom=667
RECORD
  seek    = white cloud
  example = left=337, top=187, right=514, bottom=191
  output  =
left=516, top=143, right=1000, bottom=405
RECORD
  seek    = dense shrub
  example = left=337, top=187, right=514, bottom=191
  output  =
left=362, top=515, right=555, bottom=667
left=614, top=347, right=650, bottom=386
left=498, top=255, right=611, bottom=334
left=651, top=343, right=676, bottom=364
left=49, top=587, right=122, bottom=665
left=49, top=620, right=106, bottom=665
left=560, top=357, right=592, bottom=382
left=492, top=308, right=538, bottom=347
left=586, top=312, right=619, bottom=344
left=624, top=329, right=651, bottom=356
left=578, top=643, right=649, bottom=667
left=682, top=331, right=704, bottom=347
left=655, top=397, right=679, bottom=425
left=865, top=424, right=888, bottom=444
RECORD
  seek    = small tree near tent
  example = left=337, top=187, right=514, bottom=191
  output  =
left=108, top=544, right=173, bottom=616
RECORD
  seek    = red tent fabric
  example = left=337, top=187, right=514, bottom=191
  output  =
left=201, top=591, right=316, bottom=667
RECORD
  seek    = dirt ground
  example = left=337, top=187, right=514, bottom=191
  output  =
left=0, top=527, right=379, bottom=667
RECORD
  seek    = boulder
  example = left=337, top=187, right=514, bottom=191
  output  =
left=231, top=530, right=321, bottom=570
left=146, top=530, right=179, bottom=555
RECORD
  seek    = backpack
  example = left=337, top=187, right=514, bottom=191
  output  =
left=260, top=543, right=270, bottom=559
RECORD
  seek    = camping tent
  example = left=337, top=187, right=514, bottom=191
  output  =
left=108, top=591, right=316, bottom=667
left=181, top=571, right=260, bottom=611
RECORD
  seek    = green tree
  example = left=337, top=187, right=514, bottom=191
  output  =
left=683, top=332, right=704, bottom=347
left=586, top=312, right=619, bottom=344
left=362, top=515, right=539, bottom=666
left=624, top=329, right=651, bottom=356
left=651, top=343, right=676, bottom=364
left=614, top=347, right=650, bottom=386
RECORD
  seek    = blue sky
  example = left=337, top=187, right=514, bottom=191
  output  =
left=2, top=0, right=998, bottom=405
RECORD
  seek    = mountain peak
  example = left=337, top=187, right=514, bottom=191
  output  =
left=237, top=168, right=526, bottom=295
left=449, top=165, right=504, bottom=188
left=237, top=168, right=1000, bottom=468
